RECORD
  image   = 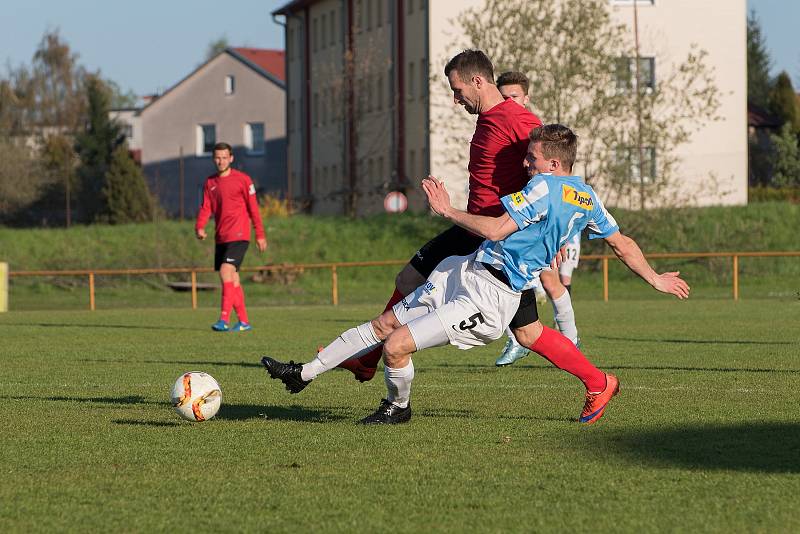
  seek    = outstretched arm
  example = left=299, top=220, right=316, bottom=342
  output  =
left=422, top=177, right=518, bottom=241
left=604, top=231, right=690, bottom=299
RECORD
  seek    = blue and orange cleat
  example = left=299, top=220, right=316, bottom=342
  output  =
left=211, top=320, right=230, bottom=332
left=579, top=373, right=619, bottom=424
left=230, top=321, right=252, bottom=332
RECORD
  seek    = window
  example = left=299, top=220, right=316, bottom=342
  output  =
left=616, top=56, right=655, bottom=92
left=313, top=93, right=319, bottom=126
left=313, top=17, right=318, bottom=52
left=408, top=62, right=415, bottom=100
left=377, top=0, right=383, bottom=27
left=366, top=75, right=373, bottom=112
left=245, top=122, right=265, bottom=155
left=224, top=75, right=235, bottom=95
left=618, top=146, right=657, bottom=184
left=376, top=74, right=383, bottom=110
left=196, top=124, right=216, bottom=156
left=357, top=0, right=363, bottom=32
left=321, top=14, right=327, bottom=49
left=408, top=0, right=413, bottom=14
left=329, top=10, right=335, bottom=47
left=611, top=0, right=654, bottom=5
left=420, top=59, right=427, bottom=97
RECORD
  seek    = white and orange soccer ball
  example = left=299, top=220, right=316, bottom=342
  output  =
left=170, top=372, right=222, bottom=422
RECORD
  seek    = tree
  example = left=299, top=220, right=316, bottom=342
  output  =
left=747, top=10, right=772, bottom=110
left=103, top=144, right=154, bottom=223
left=205, top=37, right=229, bottom=61
left=74, top=75, right=125, bottom=222
left=443, top=0, right=721, bottom=209
left=769, top=124, right=800, bottom=187
left=769, top=71, right=800, bottom=133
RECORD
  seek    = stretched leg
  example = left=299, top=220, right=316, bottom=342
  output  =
left=513, top=321, right=618, bottom=424
left=337, top=262, right=425, bottom=381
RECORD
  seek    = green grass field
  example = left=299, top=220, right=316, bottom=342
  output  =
left=1, top=299, right=799, bottom=532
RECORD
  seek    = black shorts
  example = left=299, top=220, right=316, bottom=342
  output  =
left=409, top=225, right=485, bottom=278
left=409, top=225, right=539, bottom=328
left=214, top=241, right=249, bottom=271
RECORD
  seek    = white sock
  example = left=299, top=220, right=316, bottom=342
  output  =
left=504, top=327, right=522, bottom=348
left=301, top=322, right=382, bottom=381
left=550, top=290, right=578, bottom=345
left=385, top=360, right=414, bottom=408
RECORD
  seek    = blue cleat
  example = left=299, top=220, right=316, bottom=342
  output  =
left=495, top=338, right=529, bottom=367
left=230, top=321, right=252, bottom=332
left=211, top=320, right=230, bottom=332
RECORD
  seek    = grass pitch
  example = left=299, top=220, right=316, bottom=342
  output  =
left=1, top=299, right=799, bottom=532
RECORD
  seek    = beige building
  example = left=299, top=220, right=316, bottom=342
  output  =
left=275, top=0, right=747, bottom=215
left=140, top=48, right=286, bottom=217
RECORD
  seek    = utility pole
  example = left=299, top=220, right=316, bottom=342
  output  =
left=633, top=0, right=646, bottom=211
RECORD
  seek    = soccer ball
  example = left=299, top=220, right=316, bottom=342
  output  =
left=170, top=371, right=222, bottom=422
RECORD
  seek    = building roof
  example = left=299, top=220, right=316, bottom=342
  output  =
left=141, top=47, right=285, bottom=113
left=229, top=47, right=285, bottom=83
left=273, top=0, right=316, bottom=15
left=747, top=102, right=782, bottom=128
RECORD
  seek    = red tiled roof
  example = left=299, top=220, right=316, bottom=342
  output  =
left=231, top=48, right=285, bottom=83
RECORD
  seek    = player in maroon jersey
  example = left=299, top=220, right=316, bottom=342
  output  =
left=196, top=142, right=266, bottom=332
left=337, top=50, right=542, bottom=380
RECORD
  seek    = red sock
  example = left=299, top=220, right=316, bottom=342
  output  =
left=233, top=284, right=249, bottom=324
left=531, top=326, right=606, bottom=392
left=355, top=287, right=405, bottom=369
left=220, top=281, right=235, bottom=322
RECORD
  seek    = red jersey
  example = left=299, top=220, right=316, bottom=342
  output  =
left=468, top=98, right=542, bottom=216
left=195, top=169, right=266, bottom=244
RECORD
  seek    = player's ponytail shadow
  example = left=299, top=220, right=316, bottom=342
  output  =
left=591, top=422, right=800, bottom=473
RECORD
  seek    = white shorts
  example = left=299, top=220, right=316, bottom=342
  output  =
left=559, top=234, right=581, bottom=278
left=393, top=254, right=521, bottom=351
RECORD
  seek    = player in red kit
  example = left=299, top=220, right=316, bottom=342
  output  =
left=196, top=142, right=267, bottom=332
left=336, top=50, right=542, bottom=381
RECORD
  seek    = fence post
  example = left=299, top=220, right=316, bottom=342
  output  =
left=89, top=273, right=95, bottom=311
left=602, top=257, right=609, bottom=302
left=331, top=265, right=339, bottom=306
left=732, top=255, right=739, bottom=301
left=191, top=271, right=197, bottom=310
left=0, top=262, right=7, bottom=312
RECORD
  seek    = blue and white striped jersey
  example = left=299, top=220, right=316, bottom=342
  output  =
left=475, top=173, right=619, bottom=291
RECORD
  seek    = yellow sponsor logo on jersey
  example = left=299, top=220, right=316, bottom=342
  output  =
left=510, top=192, right=526, bottom=206
left=562, top=184, right=593, bottom=210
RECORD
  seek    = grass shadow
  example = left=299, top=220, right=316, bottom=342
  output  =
left=217, top=402, right=351, bottom=423
left=2, top=394, right=159, bottom=405
left=0, top=322, right=196, bottom=331
left=596, top=335, right=795, bottom=346
left=112, top=419, right=180, bottom=427
left=594, top=422, right=800, bottom=473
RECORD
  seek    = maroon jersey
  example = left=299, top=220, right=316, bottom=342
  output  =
left=468, top=98, right=542, bottom=216
left=195, top=169, right=266, bottom=244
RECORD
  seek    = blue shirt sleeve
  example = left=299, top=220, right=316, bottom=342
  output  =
left=585, top=193, right=619, bottom=239
left=500, top=175, right=551, bottom=231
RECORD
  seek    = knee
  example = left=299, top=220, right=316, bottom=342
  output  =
left=382, top=335, right=403, bottom=367
left=371, top=312, right=398, bottom=340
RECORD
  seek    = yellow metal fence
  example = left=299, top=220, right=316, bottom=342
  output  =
left=8, top=252, right=800, bottom=311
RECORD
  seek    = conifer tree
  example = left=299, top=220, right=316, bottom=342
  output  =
left=747, top=10, right=773, bottom=110
left=103, top=144, right=154, bottom=223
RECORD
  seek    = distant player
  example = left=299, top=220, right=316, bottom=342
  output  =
left=262, top=124, right=690, bottom=425
left=195, top=142, right=267, bottom=332
left=336, top=50, right=542, bottom=381
left=494, top=71, right=580, bottom=366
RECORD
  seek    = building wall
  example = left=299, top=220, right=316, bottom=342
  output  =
left=608, top=0, right=747, bottom=207
left=141, top=53, right=286, bottom=217
left=285, top=0, right=430, bottom=216
left=282, top=0, right=746, bottom=214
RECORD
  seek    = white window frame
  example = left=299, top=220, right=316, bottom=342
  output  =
left=616, top=56, right=655, bottom=94
left=196, top=124, right=216, bottom=156
left=224, top=75, right=235, bottom=96
left=618, top=146, right=657, bottom=184
left=610, top=0, right=655, bottom=5
left=244, top=122, right=265, bottom=155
